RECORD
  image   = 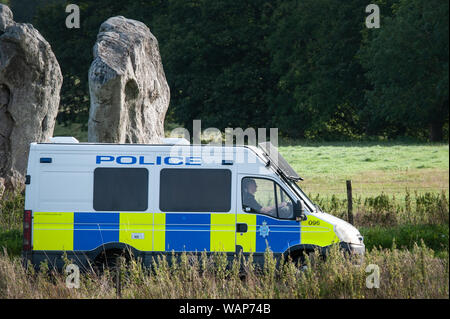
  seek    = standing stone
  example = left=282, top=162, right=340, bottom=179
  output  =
left=88, top=16, right=170, bottom=143
left=0, top=4, right=62, bottom=195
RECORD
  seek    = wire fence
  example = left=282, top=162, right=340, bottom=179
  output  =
left=301, top=183, right=449, bottom=198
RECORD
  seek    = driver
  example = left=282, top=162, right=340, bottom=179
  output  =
left=242, top=178, right=288, bottom=217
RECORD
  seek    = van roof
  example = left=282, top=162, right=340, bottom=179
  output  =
left=35, top=142, right=257, bottom=148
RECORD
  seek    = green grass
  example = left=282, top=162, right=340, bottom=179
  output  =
left=0, top=229, right=22, bottom=257
left=360, top=224, right=449, bottom=253
left=279, top=142, right=449, bottom=175
left=53, top=123, right=88, bottom=142
left=278, top=142, right=449, bottom=198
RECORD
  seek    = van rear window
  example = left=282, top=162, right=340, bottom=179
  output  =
left=93, top=168, right=148, bottom=211
left=160, top=169, right=231, bottom=212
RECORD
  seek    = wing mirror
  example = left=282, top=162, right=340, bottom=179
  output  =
left=294, top=200, right=307, bottom=222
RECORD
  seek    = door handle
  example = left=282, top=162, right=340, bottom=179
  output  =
left=236, top=223, right=248, bottom=233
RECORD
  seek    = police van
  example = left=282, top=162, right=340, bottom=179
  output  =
left=22, top=138, right=364, bottom=270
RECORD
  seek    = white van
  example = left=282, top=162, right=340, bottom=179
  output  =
left=22, top=138, right=364, bottom=270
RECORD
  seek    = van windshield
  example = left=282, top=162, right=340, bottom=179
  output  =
left=258, top=142, right=302, bottom=181
left=255, top=142, right=316, bottom=212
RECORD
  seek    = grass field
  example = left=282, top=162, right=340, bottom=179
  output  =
left=279, top=142, right=449, bottom=198
left=53, top=123, right=88, bottom=142
left=0, top=244, right=448, bottom=299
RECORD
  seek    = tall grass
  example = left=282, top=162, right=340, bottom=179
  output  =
left=0, top=191, right=24, bottom=231
left=0, top=243, right=447, bottom=299
left=0, top=192, right=24, bottom=257
left=312, top=190, right=449, bottom=227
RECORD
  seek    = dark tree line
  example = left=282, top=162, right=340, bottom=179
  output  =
left=3, top=0, right=449, bottom=141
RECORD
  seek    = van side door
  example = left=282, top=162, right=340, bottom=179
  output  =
left=159, top=168, right=236, bottom=253
left=236, top=176, right=301, bottom=256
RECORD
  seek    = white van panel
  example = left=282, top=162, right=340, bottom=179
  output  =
left=38, top=171, right=93, bottom=211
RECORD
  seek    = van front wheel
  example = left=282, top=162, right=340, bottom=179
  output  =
left=289, top=251, right=317, bottom=269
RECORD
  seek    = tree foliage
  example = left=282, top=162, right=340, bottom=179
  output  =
left=359, top=0, right=449, bottom=141
left=268, top=0, right=369, bottom=139
left=155, top=0, right=277, bottom=131
left=3, top=0, right=447, bottom=141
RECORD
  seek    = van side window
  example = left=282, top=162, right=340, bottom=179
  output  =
left=276, top=184, right=294, bottom=219
left=160, top=169, right=231, bottom=212
left=93, top=168, right=148, bottom=211
left=242, top=177, right=294, bottom=220
left=242, top=178, right=277, bottom=218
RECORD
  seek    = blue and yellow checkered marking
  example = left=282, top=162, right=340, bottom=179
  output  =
left=74, top=213, right=120, bottom=251
left=210, top=213, right=236, bottom=252
left=33, top=212, right=238, bottom=252
left=33, top=212, right=74, bottom=251
left=165, top=213, right=211, bottom=252
left=33, top=212, right=334, bottom=254
left=119, top=212, right=153, bottom=251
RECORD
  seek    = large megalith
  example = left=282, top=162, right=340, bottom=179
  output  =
left=0, top=4, right=62, bottom=195
left=88, top=16, right=170, bottom=143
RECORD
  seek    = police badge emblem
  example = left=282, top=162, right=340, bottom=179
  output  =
left=259, top=221, right=270, bottom=238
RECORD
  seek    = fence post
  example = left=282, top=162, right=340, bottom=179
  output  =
left=116, top=257, right=122, bottom=298
left=346, top=180, right=354, bottom=225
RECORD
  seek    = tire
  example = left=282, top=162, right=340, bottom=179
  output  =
left=290, top=250, right=317, bottom=270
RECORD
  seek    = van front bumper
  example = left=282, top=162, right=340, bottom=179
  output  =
left=339, top=242, right=365, bottom=256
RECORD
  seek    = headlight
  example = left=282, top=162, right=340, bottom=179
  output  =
left=334, top=224, right=353, bottom=243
